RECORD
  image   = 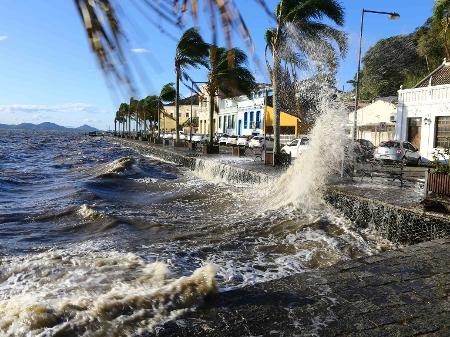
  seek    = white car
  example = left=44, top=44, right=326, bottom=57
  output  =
left=237, top=136, right=249, bottom=147
left=281, top=137, right=310, bottom=158
left=172, top=132, right=185, bottom=140
left=218, top=135, right=229, bottom=145
left=162, top=133, right=173, bottom=139
left=192, top=134, right=207, bottom=143
left=249, top=136, right=274, bottom=149
left=226, top=135, right=238, bottom=146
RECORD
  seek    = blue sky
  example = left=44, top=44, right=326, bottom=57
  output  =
left=0, top=0, right=433, bottom=129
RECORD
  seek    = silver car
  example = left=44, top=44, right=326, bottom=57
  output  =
left=374, top=141, right=421, bottom=165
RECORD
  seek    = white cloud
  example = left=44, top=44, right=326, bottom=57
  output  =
left=0, top=35, right=8, bottom=41
left=131, top=48, right=150, bottom=54
left=0, top=103, right=100, bottom=114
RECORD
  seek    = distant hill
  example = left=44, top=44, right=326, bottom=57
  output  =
left=0, top=122, right=99, bottom=132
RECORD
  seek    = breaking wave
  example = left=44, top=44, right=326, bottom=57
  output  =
left=0, top=248, right=217, bottom=337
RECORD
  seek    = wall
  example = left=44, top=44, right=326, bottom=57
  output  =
left=396, top=84, right=450, bottom=159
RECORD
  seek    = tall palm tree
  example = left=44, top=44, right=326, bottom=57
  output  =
left=265, top=0, right=347, bottom=157
left=159, top=83, right=176, bottom=136
left=129, top=97, right=138, bottom=136
left=205, top=46, right=256, bottom=144
left=174, top=28, right=209, bottom=142
left=118, top=103, right=129, bottom=136
left=433, top=0, right=450, bottom=59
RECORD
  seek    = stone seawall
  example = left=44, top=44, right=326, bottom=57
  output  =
left=113, top=137, right=449, bottom=245
left=324, top=189, right=450, bottom=245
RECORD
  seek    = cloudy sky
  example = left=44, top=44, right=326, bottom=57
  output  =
left=0, top=0, right=432, bottom=130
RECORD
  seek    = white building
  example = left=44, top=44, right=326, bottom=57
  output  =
left=236, top=86, right=272, bottom=136
left=348, top=98, right=397, bottom=146
left=216, top=96, right=244, bottom=135
left=396, top=60, right=450, bottom=160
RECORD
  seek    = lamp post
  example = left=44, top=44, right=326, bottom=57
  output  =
left=353, top=9, right=400, bottom=140
left=190, top=80, right=208, bottom=142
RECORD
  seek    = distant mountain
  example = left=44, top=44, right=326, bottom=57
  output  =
left=0, top=122, right=99, bottom=132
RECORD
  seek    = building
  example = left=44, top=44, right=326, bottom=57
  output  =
left=236, top=86, right=270, bottom=136
left=348, top=97, right=397, bottom=146
left=159, top=103, right=199, bottom=133
left=396, top=60, right=450, bottom=160
left=217, top=96, right=245, bottom=135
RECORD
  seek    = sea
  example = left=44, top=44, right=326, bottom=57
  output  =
left=0, top=130, right=388, bottom=336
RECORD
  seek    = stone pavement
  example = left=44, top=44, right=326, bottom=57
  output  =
left=157, top=239, right=450, bottom=337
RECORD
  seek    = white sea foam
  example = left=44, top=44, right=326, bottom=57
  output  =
left=0, top=249, right=217, bottom=337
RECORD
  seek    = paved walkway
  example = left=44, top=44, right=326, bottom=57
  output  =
left=158, top=239, right=450, bottom=337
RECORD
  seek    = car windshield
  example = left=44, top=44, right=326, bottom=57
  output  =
left=379, top=141, right=400, bottom=148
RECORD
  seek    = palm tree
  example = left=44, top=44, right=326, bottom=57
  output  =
left=174, top=28, right=209, bottom=142
left=265, top=0, right=347, bottom=157
left=129, top=97, right=138, bottom=136
left=205, top=46, right=256, bottom=144
left=433, top=0, right=450, bottom=59
left=118, top=103, right=129, bottom=136
left=159, top=83, right=176, bottom=136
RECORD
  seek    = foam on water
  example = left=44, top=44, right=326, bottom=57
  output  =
left=0, top=248, right=216, bottom=337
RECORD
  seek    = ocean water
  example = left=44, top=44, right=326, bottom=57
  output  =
left=0, top=130, right=387, bottom=336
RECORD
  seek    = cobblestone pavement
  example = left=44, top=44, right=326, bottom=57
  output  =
left=157, top=239, right=450, bottom=337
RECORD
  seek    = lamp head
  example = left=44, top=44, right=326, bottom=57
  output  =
left=389, top=12, right=400, bottom=20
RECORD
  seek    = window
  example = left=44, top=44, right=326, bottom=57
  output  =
left=186, top=113, right=189, bottom=118
left=435, top=116, right=450, bottom=147
left=256, top=111, right=261, bottom=129
left=244, top=112, right=248, bottom=128
left=219, top=116, right=222, bottom=129
left=232, top=115, right=235, bottom=129
left=250, top=111, right=254, bottom=128
left=227, top=115, right=231, bottom=129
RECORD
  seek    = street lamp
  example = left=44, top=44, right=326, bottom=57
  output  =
left=190, top=80, right=208, bottom=142
left=353, top=9, right=400, bottom=140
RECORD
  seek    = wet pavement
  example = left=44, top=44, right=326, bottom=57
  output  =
left=158, top=238, right=450, bottom=337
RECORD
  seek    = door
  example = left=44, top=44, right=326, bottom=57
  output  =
left=407, top=118, right=422, bottom=150
left=238, top=120, right=242, bottom=136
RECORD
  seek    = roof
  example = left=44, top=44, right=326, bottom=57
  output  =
left=415, top=60, right=450, bottom=88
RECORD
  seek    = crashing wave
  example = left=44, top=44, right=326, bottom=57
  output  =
left=0, top=249, right=217, bottom=336
left=96, top=157, right=136, bottom=178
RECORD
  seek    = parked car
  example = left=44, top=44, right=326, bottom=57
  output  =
left=162, top=133, right=173, bottom=139
left=226, top=135, right=238, bottom=146
left=237, top=136, right=250, bottom=147
left=374, top=140, right=421, bottom=165
left=218, top=134, right=229, bottom=145
left=171, top=131, right=186, bottom=140
left=192, top=134, right=207, bottom=143
left=248, top=136, right=275, bottom=149
left=281, top=137, right=310, bottom=158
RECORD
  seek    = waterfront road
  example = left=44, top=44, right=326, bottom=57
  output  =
left=159, top=239, right=449, bottom=337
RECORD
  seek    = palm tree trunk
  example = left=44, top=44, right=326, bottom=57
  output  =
left=272, top=49, right=281, bottom=155
left=128, top=112, right=131, bottom=136
left=175, top=66, right=181, bottom=142
left=114, top=120, right=117, bottom=134
left=208, top=90, right=215, bottom=143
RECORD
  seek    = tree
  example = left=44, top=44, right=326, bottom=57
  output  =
left=128, top=97, right=138, bottom=135
left=417, top=18, right=447, bottom=71
left=358, top=34, right=428, bottom=99
left=433, top=0, right=450, bottom=59
left=159, top=83, right=176, bottom=136
left=265, top=0, right=347, bottom=157
left=174, top=28, right=209, bottom=142
left=118, top=103, right=129, bottom=135
left=205, top=46, right=256, bottom=144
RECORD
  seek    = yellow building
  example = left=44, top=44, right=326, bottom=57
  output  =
left=159, top=105, right=199, bottom=133
left=264, top=106, right=303, bottom=137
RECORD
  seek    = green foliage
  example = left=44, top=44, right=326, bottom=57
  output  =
left=359, top=34, right=428, bottom=100
left=432, top=138, right=450, bottom=175
left=416, top=18, right=446, bottom=70
left=160, top=83, right=176, bottom=103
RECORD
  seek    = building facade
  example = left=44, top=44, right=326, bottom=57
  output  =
left=396, top=61, right=450, bottom=160
left=348, top=98, right=397, bottom=146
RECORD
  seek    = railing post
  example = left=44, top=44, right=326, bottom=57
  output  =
left=424, top=168, right=430, bottom=198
